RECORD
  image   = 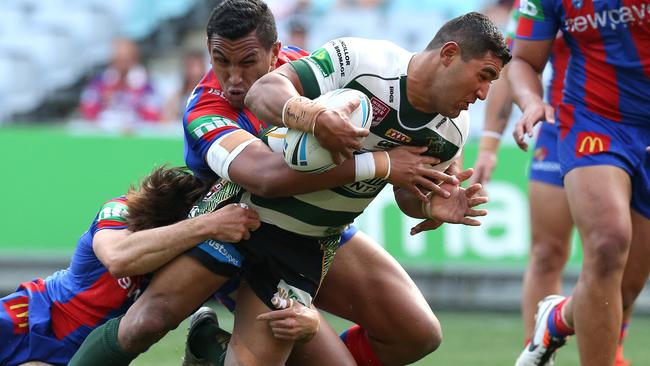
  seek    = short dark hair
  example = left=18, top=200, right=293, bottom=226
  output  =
left=426, top=12, right=511, bottom=66
left=206, top=0, right=278, bottom=49
left=125, top=166, right=211, bottom=232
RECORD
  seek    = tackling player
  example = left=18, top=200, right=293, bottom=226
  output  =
left=0, top=167, right=259, bottom=366
left=509, top=1, right=650, bottom=365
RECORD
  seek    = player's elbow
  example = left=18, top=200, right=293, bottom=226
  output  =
left=104, top=254, right=133, bottom=278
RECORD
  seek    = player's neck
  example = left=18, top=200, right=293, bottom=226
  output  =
left=405, top=52, right=438, bottom=114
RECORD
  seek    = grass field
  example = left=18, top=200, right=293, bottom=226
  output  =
left=133, top=303, right=650, bottom=366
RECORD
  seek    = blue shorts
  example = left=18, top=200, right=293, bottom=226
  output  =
left=558, top=106, right=650, bottom=219
left=529, top=121, right=563, bottom=187
left=0, top=280, right=74, bottom=366
left=210, top=225, right=359, bottom=311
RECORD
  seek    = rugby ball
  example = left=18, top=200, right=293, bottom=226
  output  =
left=283, top=89, right=372, bottom=173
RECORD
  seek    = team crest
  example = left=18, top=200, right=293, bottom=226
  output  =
left=370, top=97, right=390, bottom=126
left=425, top=135, right=446, bottom=155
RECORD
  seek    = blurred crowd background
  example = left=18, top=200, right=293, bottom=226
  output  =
left=0, top=0, right=515, bottom=136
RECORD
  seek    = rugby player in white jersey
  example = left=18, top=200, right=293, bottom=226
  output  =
left=68, top=2, right=494, bottom=366
left=225, top=11, right=510, bottom=366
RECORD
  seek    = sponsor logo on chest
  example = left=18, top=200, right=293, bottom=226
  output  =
left=384, top=128, right=412, bottom=143
left=564, top=2, right=650, bottom=33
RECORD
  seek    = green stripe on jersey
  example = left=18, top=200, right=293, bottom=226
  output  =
left=249, top=195, right=359, bottom=227
left=290, top=59, right=321, bottom=99
left=187, top=115, right=238, bottom=140
left=99, top=201, right=128, bottom=222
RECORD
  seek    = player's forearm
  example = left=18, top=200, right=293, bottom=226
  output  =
left=107, top=218, right=211, bottom=277
left=508, top=58, right=545, bottom=112
left=229, top=151, right=357, bottom=197
left=245, top=72, right=300, bottom=127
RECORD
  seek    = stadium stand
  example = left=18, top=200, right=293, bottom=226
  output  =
left=0, top=0, right=201, bottom=123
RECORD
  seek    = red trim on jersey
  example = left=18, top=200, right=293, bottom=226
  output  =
left=516, top=16, right=535, bottom=38
left=3, top=296, right=29, bottom=334
left=97, top=220, right=127, bottom=229
left=50, top=272, right=139, bottom=339
left=558, top=103, right=576, bottom=140
left=622, top=0, right=650, bottom=79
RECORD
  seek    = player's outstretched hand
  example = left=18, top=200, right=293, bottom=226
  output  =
left=387, top=146, right=459, bottom=202
left=257, top=297, right=320, bottom=342
left=513, top=101, right=554, bottom=151
left=313, top=98, right=369, bottom=164
left=412, top=169, right=488, bottom=234
left=205, top=203, right=260, bottom=242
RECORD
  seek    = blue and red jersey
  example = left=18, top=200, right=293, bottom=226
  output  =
left=183, top=46, right=309, bottom=181
left=515, top=0, right=650, bottom=126
left=0, top=197, right=144, bottom=365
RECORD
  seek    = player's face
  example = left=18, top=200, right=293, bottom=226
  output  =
left=437, top=50, right=503, bottom=117
left=208, top=32, right=280, bottom=109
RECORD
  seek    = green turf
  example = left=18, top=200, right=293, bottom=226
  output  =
left=133, top=305, right=650, bottom=366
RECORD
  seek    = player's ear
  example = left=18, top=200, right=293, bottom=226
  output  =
left=440, top=42, right=460, bottom=66
left=269, top=41, right=281, bottom=70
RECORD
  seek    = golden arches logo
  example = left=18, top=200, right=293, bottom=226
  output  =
left=578, top=136, right=604, bottom=154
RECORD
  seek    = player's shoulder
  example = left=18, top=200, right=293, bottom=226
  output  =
left=332, top=37, right=411, bottom=75
left=95, top=196, right=129, bottom=229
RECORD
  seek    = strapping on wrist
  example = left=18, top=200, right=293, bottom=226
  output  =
left=354, top=151, right=391, bottom=181
left=282, top=96, right=326, bottom=133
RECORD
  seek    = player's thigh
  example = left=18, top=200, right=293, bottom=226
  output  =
left=19, top=362, right=54, bottom=366
left=226, top=282, right=293, bottom=366
left=528, top=181, right=573, bottom=249
left=287, top=313, right=356, bottom=366
left=125, top=254, right=230, bottom=327
left=564, top=165, right=632, bottom=263
left=316, top=231, right=438, bottom=336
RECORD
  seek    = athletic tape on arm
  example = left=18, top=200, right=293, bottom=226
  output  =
left=206, top=130, right=258, bottom=180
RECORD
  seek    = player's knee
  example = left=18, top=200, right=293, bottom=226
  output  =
left=583, top=229, right=631, bottom=276
left=529, top=238, right=569, bottom=273
left=403, top=314, right=443, bottom=357
left=621, top=276, right=646, bottom=309
left=122, top=296, right=183, bottom=347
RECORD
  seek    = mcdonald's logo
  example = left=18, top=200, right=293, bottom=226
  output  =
left=2, top=296, right=29, bottom=334
left=576, top=132, right=610, bottom=157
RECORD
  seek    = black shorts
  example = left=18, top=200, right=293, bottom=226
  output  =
left=191, top=222, right=340, bottom=309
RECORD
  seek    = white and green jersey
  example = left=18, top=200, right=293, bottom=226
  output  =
left=241, top=37, right=469, bottom=237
